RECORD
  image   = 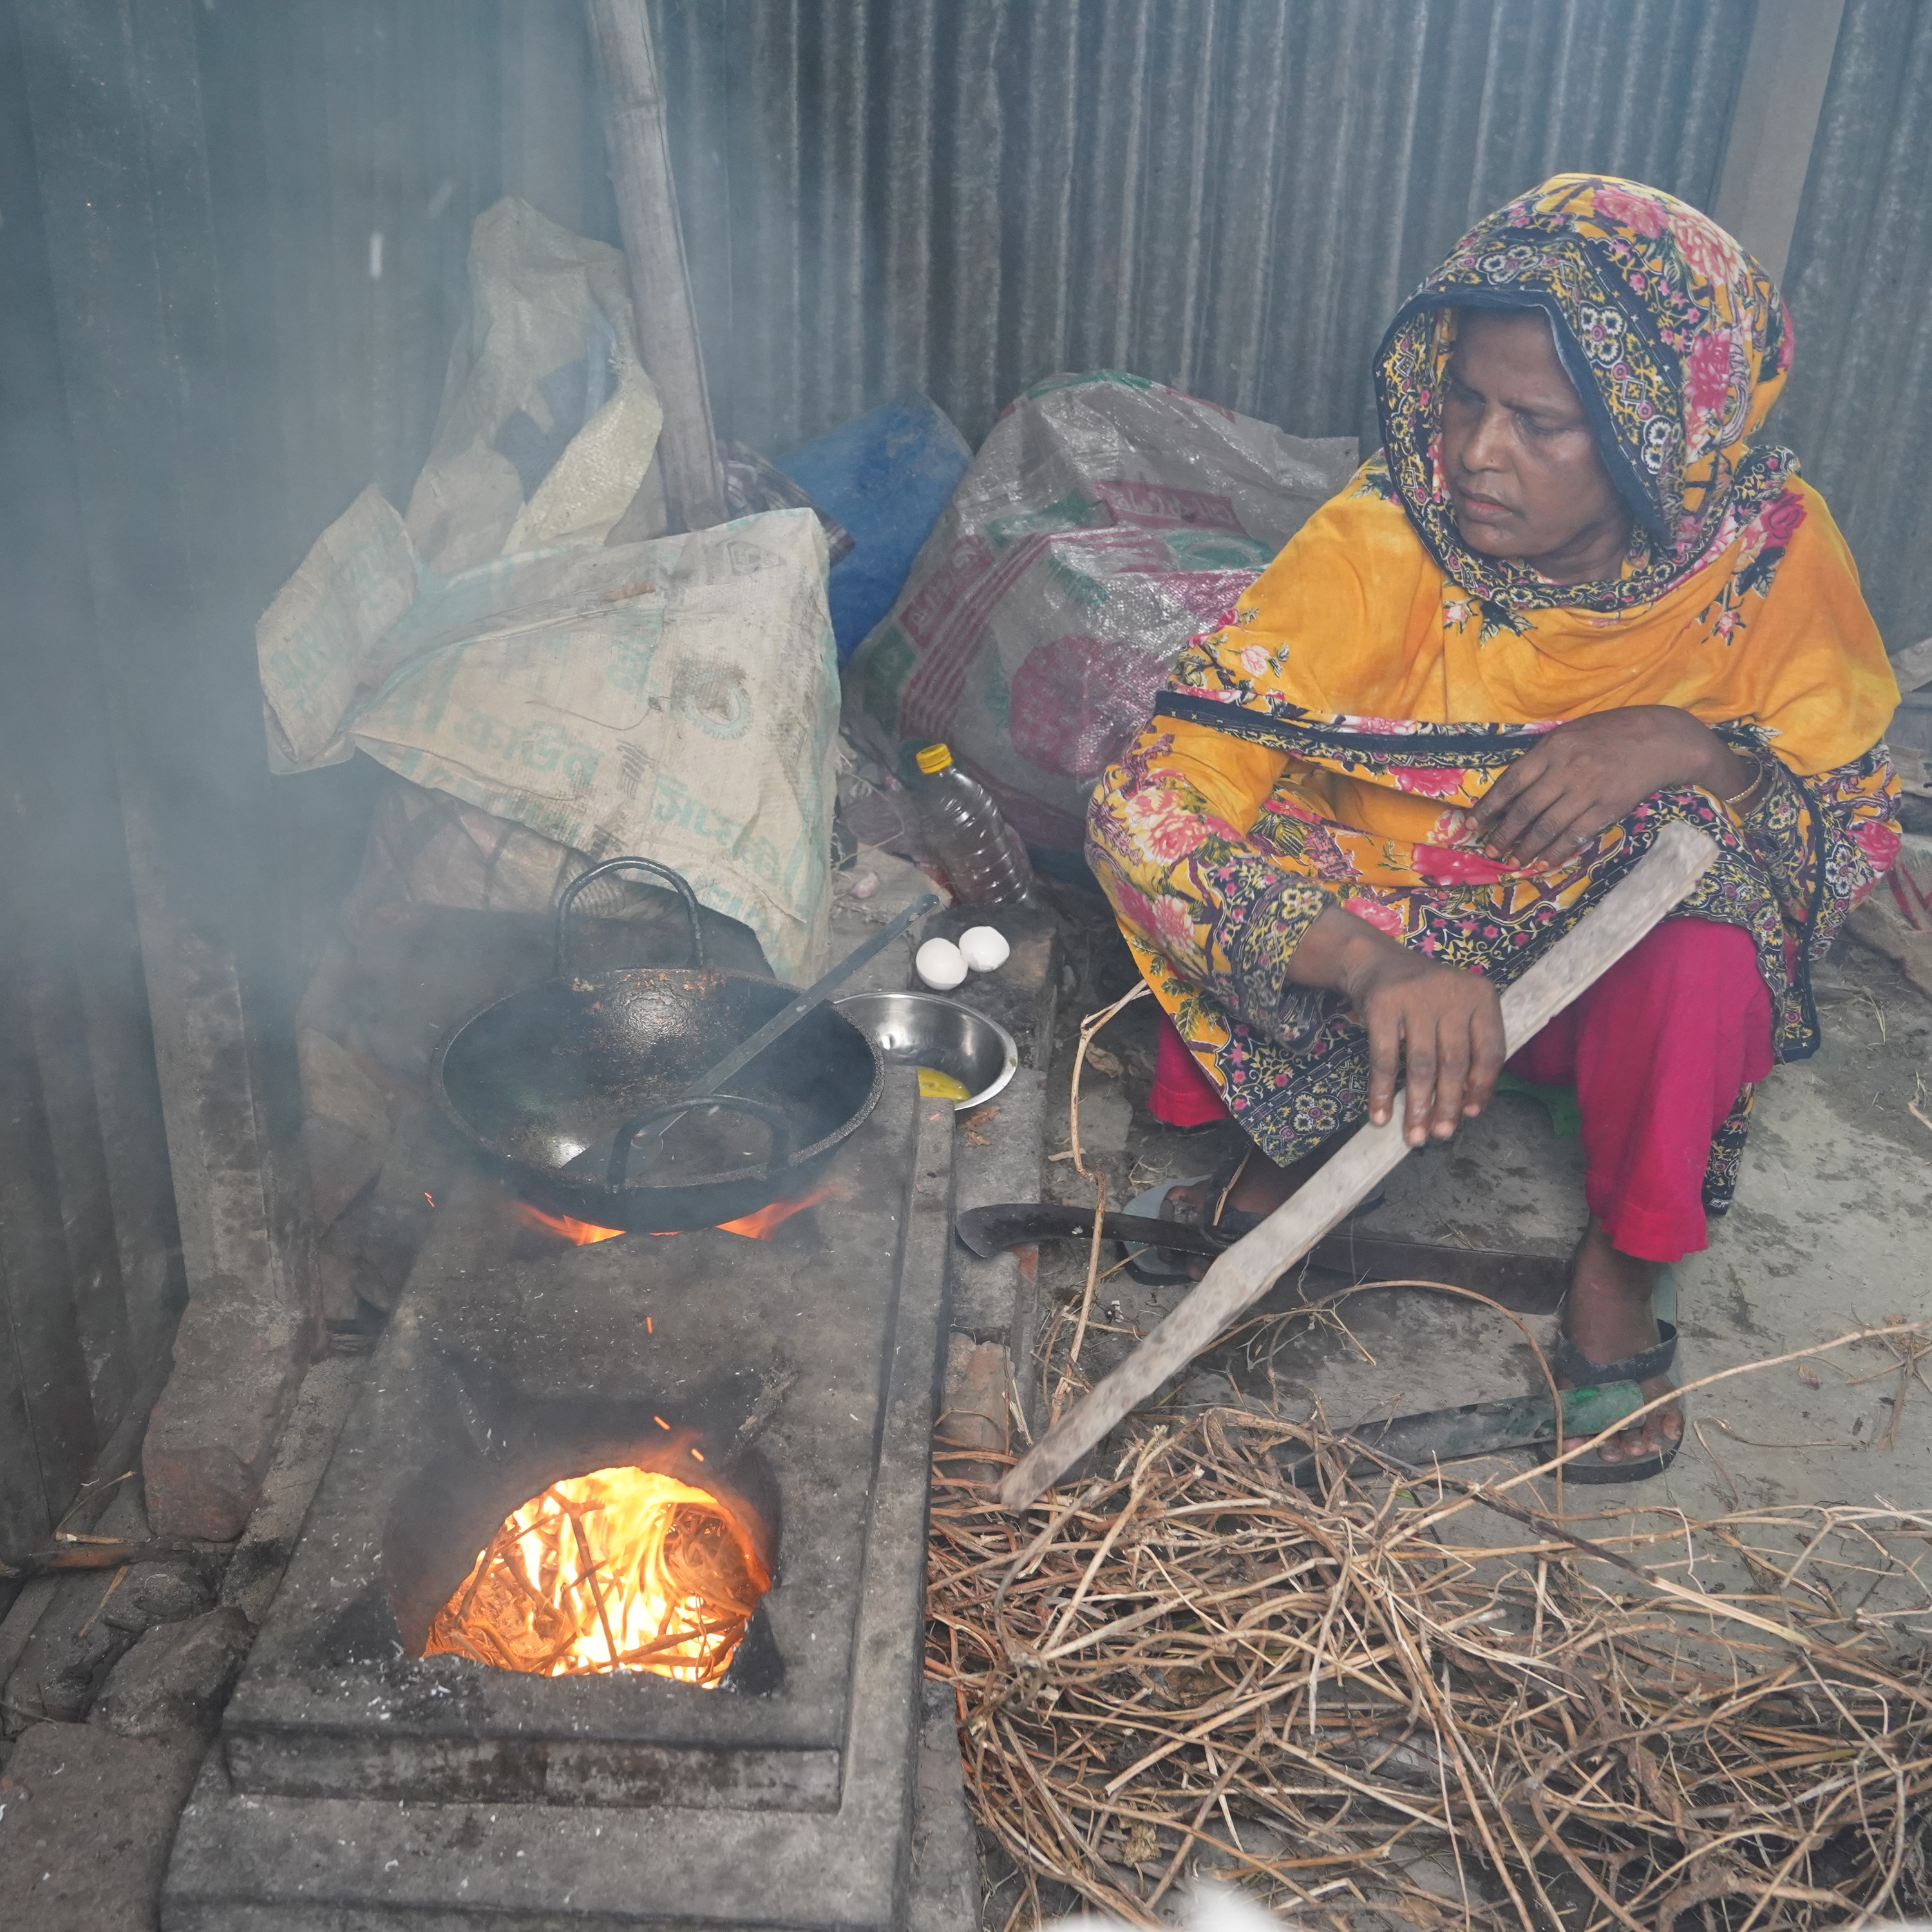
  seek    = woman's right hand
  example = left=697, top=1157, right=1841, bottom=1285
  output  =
left=1287, top=905, right=1507, bottom=1145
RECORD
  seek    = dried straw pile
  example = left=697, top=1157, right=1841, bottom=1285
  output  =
left=927, top=1409, right=1932, bottom=1929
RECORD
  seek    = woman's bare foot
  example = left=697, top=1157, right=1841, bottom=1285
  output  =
left=1559, top=1217, right=1681, bottom=1467
left=1157, top=1146, right=1326, bottom=1277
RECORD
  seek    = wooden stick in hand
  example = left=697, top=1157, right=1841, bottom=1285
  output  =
left=998, top=820, right=1718, bottom=1511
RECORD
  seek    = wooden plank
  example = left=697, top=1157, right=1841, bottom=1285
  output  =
left=999, top=822, right=1719, bottom=1511
left=587, top=0, right=728, bottom=530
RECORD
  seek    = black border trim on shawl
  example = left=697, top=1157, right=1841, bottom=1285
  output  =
left=1153, top=691, right=1828, bottom=1061
left=1155, top=689, right=1544, bottom=762
left=1781, top=761, right=1826, bottom=1063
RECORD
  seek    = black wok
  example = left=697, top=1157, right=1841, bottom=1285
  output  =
left=431, top=858, right=882, bottom=1232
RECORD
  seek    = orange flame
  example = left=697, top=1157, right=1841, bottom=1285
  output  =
left=510, top=1201, right=624, bottom=1245
left=717, top=1182, right=837, bottom=1240
left=510, top=1183, right=836, bottom=1245
left=424, top=1466, right=768, bottom=1684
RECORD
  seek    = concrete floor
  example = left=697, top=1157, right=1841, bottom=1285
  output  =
left=1033, top=922, right=1932, bottom=1537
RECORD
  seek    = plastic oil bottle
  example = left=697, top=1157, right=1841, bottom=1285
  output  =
left=910, top=743, right=1037, bottom=906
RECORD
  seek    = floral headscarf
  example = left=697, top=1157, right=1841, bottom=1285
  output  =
left=1374, top=174, right=1794, bottom=615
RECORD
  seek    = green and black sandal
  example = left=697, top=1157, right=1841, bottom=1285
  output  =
left=1549, top=1314, right=1682, bottom=1483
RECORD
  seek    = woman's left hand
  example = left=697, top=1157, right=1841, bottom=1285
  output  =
left=1470, top=706, right=1754, bottom=867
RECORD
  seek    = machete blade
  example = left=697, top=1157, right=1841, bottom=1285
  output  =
left=953, top=1202, right=1567, bottom=1311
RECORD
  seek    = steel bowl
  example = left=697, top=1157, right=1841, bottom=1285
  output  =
left=832, top=992, right=1018, bottom=1111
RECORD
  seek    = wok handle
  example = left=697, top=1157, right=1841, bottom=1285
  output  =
left=605, top=1094, right=794, bottom=1193
left=555, top=857, right=707, bottom=975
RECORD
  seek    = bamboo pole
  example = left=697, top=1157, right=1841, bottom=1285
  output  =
left=998, top=820, right=1719, bottom=1511
left=586, top=0, right=727, bottom=531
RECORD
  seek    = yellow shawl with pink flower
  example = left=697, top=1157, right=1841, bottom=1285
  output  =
left=1153, top=173, right=1898, bottom=890
left=1157, top=466, right=1896, bottom=889
left=1088, top=177, right=1903, bottom=1175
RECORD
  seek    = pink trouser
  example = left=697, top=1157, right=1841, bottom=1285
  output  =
left=1150, top=1009, right=1236, bottom=1127
left=1148, top=918, right=1774, bottom=1262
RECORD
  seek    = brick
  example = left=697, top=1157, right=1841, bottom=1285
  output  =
left=90, top=1607, right=252, bottom=1743
left=142, top=1275, right=308, bottom=1541
left=101, top=1564, right=208, bottom=1634
left=938, top=1336, right=1009, bottom=1485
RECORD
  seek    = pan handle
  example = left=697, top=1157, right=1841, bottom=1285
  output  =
left=605, top=1094, right=794, bottom=1193
left=555, top=857, right=706, bottom=975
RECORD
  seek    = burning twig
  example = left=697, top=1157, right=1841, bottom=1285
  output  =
left=425, top=1466, right=769, bottom=1683
left=567, top=1508, right=622, bottom=1665
left=0, top=1534, right=207, bottom=1580
left=451, top=1522, right=511, bottom=1626
left=614, top=1616, right=743, bottom=1666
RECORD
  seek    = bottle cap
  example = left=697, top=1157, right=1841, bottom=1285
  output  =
left=914, top=743, right=954, bottom=775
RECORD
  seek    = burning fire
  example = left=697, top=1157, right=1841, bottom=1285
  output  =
left=511, top=1182, right=837, bottom=1247
left=719, top=1182, right=837, bottom=1238
left=513, top=1202, right=625, bottom=1244
left=424, top=1466, right=769, bottom=1685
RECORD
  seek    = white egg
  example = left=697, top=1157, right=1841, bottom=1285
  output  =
left=914, top=937, right=969, bottom=990
left=958, top=925, right=1010, bottom=973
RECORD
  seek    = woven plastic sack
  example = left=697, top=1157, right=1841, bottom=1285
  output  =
left=842, top=371, right=1358, bottom=853
left=402, top=197, right=665, bottom=576
left=259, top=500, right=839, bottom=983
left=335, top=776, right=598, bottom=931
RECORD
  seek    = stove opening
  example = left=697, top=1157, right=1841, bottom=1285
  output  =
left=423, top=1466, right=770, bottom=1685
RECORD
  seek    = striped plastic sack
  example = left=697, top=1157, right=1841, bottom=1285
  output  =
left=841, top=370, right=1356, bottom=858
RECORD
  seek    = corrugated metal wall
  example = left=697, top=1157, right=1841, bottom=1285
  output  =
left=651, top=0, right=1756, bottom=455
left=195, top=0, right=507, bottom=588
left=188, top=0, right=516, bottom=984
left=170, top=0, right=1932, bottom=653
left=0, top=0, right=188, bottom=1578
left=1779, top=0, right=1932, bottom=653
left=0, top=0, right=513, bottom=1591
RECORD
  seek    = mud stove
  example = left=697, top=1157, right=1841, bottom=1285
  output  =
left=164, top=1075, right=956, bottom=1929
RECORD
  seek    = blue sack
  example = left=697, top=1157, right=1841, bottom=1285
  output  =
left=775, top=394, right=971, bottom=665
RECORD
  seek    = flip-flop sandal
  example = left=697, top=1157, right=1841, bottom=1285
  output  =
left=1119, top=1174, right=1215, bottom=1284
left=1117, top=1156, right=1386, bottom=1286
left=1549, top=1313, right=1682, bottom=1483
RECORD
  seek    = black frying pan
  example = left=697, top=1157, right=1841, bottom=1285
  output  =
left=431, top=858, right=883, bottom=1232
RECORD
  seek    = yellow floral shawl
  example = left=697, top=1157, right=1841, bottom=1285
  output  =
left=1089, top=177, right=1904, bottom=1178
